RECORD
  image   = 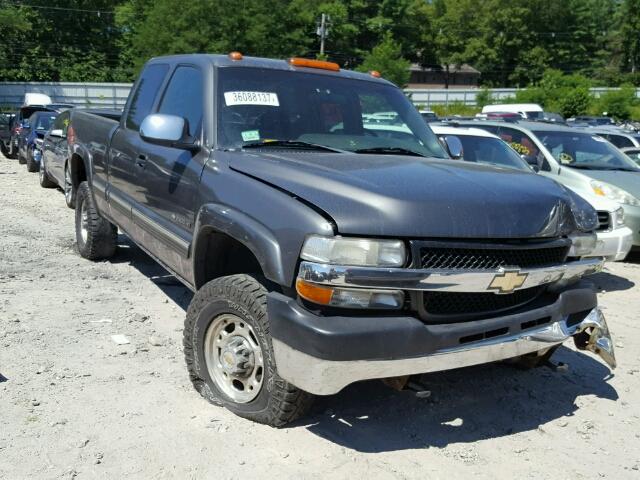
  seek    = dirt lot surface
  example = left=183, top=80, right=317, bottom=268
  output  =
left=1, top=153, right=640, bottom=480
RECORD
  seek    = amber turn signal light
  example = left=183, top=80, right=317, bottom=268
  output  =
left=296, top=279, right=334, bottom=305
left=288, top=57, right=340, bottom=72
left=228, top=51, right=243, bottom=61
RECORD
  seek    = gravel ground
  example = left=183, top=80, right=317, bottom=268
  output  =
left=1, top=153, right=640, bottom=479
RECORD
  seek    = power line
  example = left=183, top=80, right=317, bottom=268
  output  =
left=5, top=1, right=116, bottom=15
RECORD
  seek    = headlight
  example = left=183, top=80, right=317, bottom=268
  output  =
left=591, top=180, right=640, bottom=207
left=568, top=232, right=597, bottom=257
left=300, top=235, right=406, bottom=267
left=613, top=207, right=625, bottom=228
left=563, top=187, right=599, bottom=232
left=296, top=279, right=404, bottom=309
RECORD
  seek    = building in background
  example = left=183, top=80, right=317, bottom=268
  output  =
left=408, top=64, right=480, bottom=89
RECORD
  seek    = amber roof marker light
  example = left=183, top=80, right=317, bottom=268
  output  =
left=228, top=51, right=243, bottom=61
left=369, top=70, right=381, bottom=78
left=288, top=57, right=340, bottom=71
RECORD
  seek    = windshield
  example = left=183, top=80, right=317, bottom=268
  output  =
left=525, top=111, right=543, bottom=120
left=451, top=134, right=532, bottom=171
left=217, top=67, right=447, bottom=157
left=535, top=130, right=640, bottom=171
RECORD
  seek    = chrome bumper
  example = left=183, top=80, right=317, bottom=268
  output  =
left=299, top=257, right=603, bottom=293
left=273, top=308, right=616, bottom=395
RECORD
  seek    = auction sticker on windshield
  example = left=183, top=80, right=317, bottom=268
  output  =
left=224, top=91, right=279, bottom=106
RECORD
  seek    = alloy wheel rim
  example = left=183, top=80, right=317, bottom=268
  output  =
left=65, top=168, right=72, bottom=203
left=204, top=313, right=264, bottom=403
left=80, top=200, right=89, bottom=243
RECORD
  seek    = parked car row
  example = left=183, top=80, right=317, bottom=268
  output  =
left=3, top=55, right=621, bottom=426
left=0, top=93, right=75, bottom=170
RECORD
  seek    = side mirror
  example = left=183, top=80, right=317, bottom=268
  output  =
left=521, top=154, right=541, bottom=172
left=441, top=135, right=463, bottom=159
left=21, top=121, right=30, bottom=129
left=140, top=114, right=199, bottom=152
left=49, top=129, right=64, bottom=138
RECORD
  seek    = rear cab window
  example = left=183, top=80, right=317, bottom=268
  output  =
left=125, top=63, right=170, bottom=131
left=158, top=65, right=204, bottom=138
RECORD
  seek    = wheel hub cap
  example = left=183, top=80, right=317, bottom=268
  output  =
left=204, top=313, right=264, bottom=403
left=220, top=336, right=255, bottom=375
left=80, top=201, right=89, bottom=243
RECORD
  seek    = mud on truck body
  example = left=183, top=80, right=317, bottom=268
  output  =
left=65, top=53, right=616, bottom=426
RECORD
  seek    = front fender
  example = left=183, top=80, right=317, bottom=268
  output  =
left=193, top=203, right=287, bottom=286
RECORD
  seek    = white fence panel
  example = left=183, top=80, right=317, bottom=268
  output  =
left=0, top=82, right=133, bottom=109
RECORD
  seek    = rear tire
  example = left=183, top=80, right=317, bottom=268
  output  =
left=6, top=140, right=17, bottom=159
left=39, top=154, right=56, bottom=188
left=75, top=181, right=117, bottom=260
left=184, top=274, right=314, bottom=427
left=18, top=147, right=26, bottom=164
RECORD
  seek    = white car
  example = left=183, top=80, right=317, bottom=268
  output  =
left=431, top=125, right=633, bottom=261
left=481, top=103, right=544, bottom=120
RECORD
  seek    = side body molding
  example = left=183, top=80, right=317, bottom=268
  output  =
left=193, top=203, right=287, bottom=287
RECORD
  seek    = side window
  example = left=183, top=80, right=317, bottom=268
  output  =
left=607, top=134, right=633, bottom=148
left=52, top=113, right=68, bottom=135
left=497, top=128, right=538, bottom=156
left=498, top=127, right=550, bottom=171
left=126, top=63, right=169, bottom=131
left=158, top=66, right=203, bottom=137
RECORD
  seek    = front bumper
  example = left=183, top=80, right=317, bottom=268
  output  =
left=587, top=226, right=633, bottom=261
left=624, top=204, right=640, bottom=247
left=269, top=283, right=615, bottom=395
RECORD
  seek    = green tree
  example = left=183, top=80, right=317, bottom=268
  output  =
left=594, top=84, right=639, bottom=119
left=618, top=0, right=640, bottom=73
left=356, top=33, right=410, bottom=86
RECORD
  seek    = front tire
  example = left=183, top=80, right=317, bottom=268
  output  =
left=184, top=274, right=313, bottom=427
left=75, top=181, right=117, bottom=260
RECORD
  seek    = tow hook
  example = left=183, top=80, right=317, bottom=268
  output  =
left=573, top=308, right=617, bottom=369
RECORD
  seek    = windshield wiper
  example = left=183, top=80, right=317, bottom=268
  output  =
left=241, top=140, right=343, bottom=153
left=566, top=164, right=600, bottom=170
left=353, top=147, right=426, bottom=157
left=569, top=164, right=639, bottom=172
left=605, top=167, right=640, bottom=172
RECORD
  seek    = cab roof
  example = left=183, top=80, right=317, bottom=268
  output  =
left=146, top=53, right=394, bottom=86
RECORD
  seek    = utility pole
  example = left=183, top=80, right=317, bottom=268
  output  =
left=317, top=13, right=331, bottom=57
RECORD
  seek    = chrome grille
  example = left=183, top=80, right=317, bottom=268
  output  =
left=422, top=286, right=545, bottom=316
left=419, top=245, right=569, bottom=270
left=597, top=211, right=610, bottom=231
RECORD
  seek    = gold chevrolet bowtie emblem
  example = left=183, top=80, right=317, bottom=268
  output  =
left=488, top=269, right=528, bottom=294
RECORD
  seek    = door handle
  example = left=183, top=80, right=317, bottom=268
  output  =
left=136, top=154, right=147, bottom=168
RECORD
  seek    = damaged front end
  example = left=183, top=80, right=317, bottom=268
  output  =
left=573, top=308, right=617, bottom=369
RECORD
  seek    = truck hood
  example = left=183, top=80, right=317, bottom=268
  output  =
left=229, top=152, right=590, bottom=238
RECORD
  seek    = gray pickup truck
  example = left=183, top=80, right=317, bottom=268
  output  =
left=64, top=53, right=615, bottom=426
